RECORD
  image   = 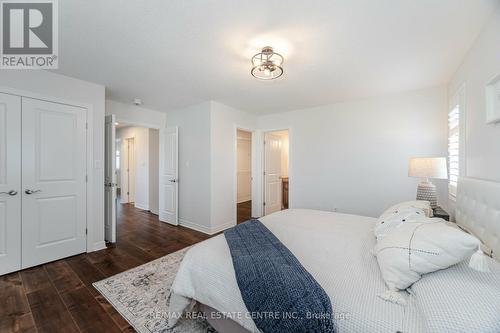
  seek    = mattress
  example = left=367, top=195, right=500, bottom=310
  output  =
left=169, top=209, right=426, bottom=332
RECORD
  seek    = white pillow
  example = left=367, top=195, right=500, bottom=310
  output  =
left=381, top=200, right=433, bottom=218
left=374, top=218, right=478, bottom=291
left=374, top=207, right=427, bottom=240
left=374, top=200, right=433, bottom=239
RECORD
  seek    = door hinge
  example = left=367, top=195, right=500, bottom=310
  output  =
left=85, top=122, right=88, bottom=129
left=263, top=171, right=266, bottom=175
left=263, top=202, right=266, bottom=206
left=85, top=228, right=88, bottom=235
left=85, top=175, right=88, bottom=183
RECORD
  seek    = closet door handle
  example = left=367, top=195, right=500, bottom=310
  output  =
left=25, top=189, right=42, bottom=195
left=0, top=190, right=17, bottom=196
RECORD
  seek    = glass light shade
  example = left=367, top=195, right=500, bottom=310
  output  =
left=408, top=157, right=448, bottom=179
left=251, top=46, right=284, bottom=80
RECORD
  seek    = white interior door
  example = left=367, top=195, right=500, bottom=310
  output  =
left=21, top=98, right=87, bottom=269
left=0, top=93, right=21, bottom=275
left=159, top=127, right=178, bottom=225
left=264, top=132, right=282, bottom=215
left=104, top=115, right=116, bottom=243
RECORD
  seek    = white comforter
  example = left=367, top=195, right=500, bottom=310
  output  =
left=169, top=209, right=425, bottom=332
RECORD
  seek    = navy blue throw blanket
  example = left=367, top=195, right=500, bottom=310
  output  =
left=224, top=219, right=335, bottom=333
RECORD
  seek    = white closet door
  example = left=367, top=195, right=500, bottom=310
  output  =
left=21, top=98, right=87, bottom=268
left=0, top=93, right=21, bottom=275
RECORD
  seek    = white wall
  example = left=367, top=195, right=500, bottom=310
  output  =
left=166, top=102, right=212, bottom=232
left=117, top=126, right=150, bottom=210
left=210, top=101, right=257, bottom=232
left=0, top=71, right=106, bottom=251
left=165, top=101, right=257, bottom=234
left=237, top=130, right=252, bottom=203
left=257, top=87, right=449, bottom=217
left=106, top=100, right=166, bottom=129
left=448, top=6, right=500, bottom=185
left=149, top=129, right=160, bottom=215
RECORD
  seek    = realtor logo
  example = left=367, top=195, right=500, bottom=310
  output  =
left=1, top=0, right=58, bottom=69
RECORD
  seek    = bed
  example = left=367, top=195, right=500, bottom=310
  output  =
left=168, top=177, right=500, bottom=333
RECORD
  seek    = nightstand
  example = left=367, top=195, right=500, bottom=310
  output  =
left=433, top=206, right=450, bottom=221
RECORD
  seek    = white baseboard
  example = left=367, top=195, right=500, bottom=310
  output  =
left=179, top=218, right=212, bottom=234
left=210, top=220, right=236, bottom=234
left=135, top=203, right=149, bottom=211
left=179, top=218, right=236, bottom=235
left=90, top=241, right=107, bottom=252
left=237, top=196, right=251, bottom=204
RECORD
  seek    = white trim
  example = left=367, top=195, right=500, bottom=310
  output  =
left=179, top=218, right=234, bottom=235
left=92, top=241, right=107, bottom=252
left=210, top=220, right=236, bottom=234
left=179, top=218, right=211, bottom=233
left=0, top=85, right=96, bottom=254
left=134, top=203, right=150, bottom=211
left=237, top=196, right=251, bottom=204
left=114, top=118, right=162, bottom=130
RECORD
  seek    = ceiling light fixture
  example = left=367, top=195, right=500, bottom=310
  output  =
left=251, top=46, right=284, bottom=80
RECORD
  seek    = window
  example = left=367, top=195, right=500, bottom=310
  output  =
left=448, top=104, right=459, bottom=200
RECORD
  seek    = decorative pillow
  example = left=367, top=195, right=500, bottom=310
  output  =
left=374, top=206, right=427, bottom=240
left=410, top=258, right=500, bottom=333
left=374, top=218, right=478, bottom=291
left=374, top=199, right=432, bottom=239
left=381, top=200, right=433, bottom=218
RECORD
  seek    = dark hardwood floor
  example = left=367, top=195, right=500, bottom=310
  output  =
left=237, top=200, right=252, bottom=224
left=0, top=203, right=210, bottom=333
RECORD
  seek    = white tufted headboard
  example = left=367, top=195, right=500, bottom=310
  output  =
left=456, top=177, right=500, bottom=260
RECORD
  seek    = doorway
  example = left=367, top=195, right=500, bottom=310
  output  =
left=236, top=129, right=253, bottom=223
left=122, top=137, right=136, bottom=203
left=263, top=130, right=289, bottom=216
left=104, top=120, right=161, bottom=243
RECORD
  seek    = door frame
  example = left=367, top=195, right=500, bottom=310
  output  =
left=105, top=114, right=116, bottom=243
left=258, top=127, right=292, bottom=217
left=0, top=86, right=94, bottom=252
left=233, top=126, right=255, bottom=225
left=232, top=125, right=293, bottom=221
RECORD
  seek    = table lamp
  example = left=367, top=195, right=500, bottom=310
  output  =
left=408, top=157, right=448, bottom=208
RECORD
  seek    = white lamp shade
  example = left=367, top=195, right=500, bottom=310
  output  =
left=408, top=157, right=448, bottom=179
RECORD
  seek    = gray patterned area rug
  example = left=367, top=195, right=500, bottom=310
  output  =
left=93, top=246, right=216, bottom=333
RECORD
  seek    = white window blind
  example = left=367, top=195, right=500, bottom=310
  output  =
left=448, top=105, right=459, bottom=200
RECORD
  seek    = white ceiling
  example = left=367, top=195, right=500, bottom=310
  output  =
left=55, top=0, right=498, bottom=114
